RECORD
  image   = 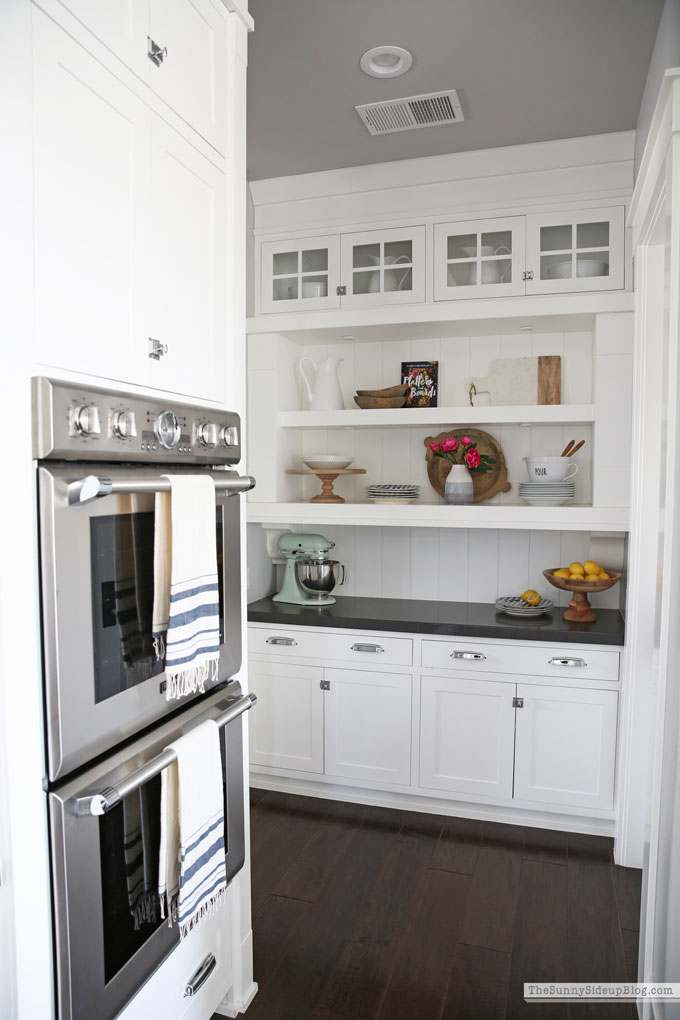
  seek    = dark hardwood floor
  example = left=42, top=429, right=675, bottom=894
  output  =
left=240, top=789, right=642, bottom=1020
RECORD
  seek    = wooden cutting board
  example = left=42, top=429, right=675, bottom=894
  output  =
left=468, top=355, right=561, bottom=405
left=424, top=428, right=511, bottom=503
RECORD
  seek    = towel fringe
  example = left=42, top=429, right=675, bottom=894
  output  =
left=165, top=657, right=218, bottom=702
left=178, top=885, right=227, bottom=939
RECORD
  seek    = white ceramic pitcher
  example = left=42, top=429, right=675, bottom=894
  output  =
left=298, top=355, right=345, bottom=411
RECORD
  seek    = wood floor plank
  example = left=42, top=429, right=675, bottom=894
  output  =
left=273, top=799, right=370, bottom=902
left=253, top=894, right=312, bottom=986
left=523, top=827, right=568, bottom=865
left=458, top=825, right=523, bottom=953
left=506, top=859, right=569, bottom=1019
left=613, top=865, right=643, bottom=932
left=312, top=811, right=446, bottom=1020
left=375, top=869, right=471, bottom=1020
left=621, top=929, right=639, bottom=984
left=244, top=805, right=408, bottom=1020
left=440, top=944, right=511, bottom=1020
left=430, top=814, right=485, bottom=875
left=567, top=833, right=633, bottom=1020
left=249, top=793, right=333, bottom=915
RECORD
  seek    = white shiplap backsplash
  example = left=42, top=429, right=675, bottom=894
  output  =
left=295, top=331, right=594, bottom=505
left=247, top=523, right=623, bottom=611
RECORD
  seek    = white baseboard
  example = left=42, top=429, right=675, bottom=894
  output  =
left=214, top=981, right=258, bottom=1017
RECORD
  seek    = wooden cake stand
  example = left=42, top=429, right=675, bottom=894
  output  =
left=286, top=468, right=366, bottom=503
left=543, top=568, right=621, bottom=623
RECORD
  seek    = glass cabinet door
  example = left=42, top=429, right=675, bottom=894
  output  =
left=433, top=216, right=525, bottom=300
left=339, top=225, right=426, bottom=306
left=525, top=207, right=625, bottom=294
left=260, top=235, right=341, bottom=313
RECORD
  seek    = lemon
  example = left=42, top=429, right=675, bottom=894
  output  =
left=569, top=562, right=585, bottom=575
left=521, top=589, right=541, bottom=606
left=599, top=570, right=609, bottom=579
left=584, top=560, right=601, bottom=574
left=554, top=568, right=571, bottom=579
left=585, top=572, right=600, bottom=581
left=569, top=573, right=584, bottom=580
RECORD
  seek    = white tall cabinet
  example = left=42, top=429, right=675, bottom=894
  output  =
left=1, top=1, right=253, bottom=1017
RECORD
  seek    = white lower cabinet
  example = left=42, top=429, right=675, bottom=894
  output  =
left=324, top=669, right=411, bottom=786
left=419, top=675, right=516, bottom=799
left=248, top=660, right=324, bottom=773
left=513, top=683, right=618, bottom=811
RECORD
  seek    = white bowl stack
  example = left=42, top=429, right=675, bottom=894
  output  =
left=366, top=483, right=420, bottom=504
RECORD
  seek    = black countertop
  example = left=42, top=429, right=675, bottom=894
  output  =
left=247, top=595, right=625, bottom=646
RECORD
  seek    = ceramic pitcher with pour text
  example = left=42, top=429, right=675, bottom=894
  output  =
left=298, top=355, right=344, bottom=411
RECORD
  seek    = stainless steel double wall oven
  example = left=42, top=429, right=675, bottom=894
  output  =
left=33, top=378, right=256, bottom=1019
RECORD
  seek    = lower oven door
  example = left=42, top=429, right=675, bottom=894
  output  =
left=48, top=685, right=247, bottom=1020
left=39, top=463, right=243, bottom=781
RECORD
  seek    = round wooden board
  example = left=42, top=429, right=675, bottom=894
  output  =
left=424, top=428, right=511, bottom=503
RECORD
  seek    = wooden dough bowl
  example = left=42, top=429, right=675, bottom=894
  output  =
left=424, top=428, right=511, bottom=503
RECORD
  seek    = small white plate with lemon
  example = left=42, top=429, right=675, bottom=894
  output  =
left=496, top=591, right=554, bottom=617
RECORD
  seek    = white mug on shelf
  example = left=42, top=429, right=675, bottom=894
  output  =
left=523, top=456, right=579, bottom=483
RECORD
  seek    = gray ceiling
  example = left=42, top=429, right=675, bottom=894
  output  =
left=246, top=0, right=664, bottom=181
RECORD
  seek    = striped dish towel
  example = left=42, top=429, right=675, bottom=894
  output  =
left=123, top=787, right=159, bottom=930
left=158, top=719, right=227, bottom=936
left=152, top=475, right=220, bottom=701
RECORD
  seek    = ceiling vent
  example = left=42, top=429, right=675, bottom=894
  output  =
left=356, top=89, right=464, bottom=136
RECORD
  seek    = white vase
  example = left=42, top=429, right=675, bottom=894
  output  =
left=445, top=463, right=474, bottom=504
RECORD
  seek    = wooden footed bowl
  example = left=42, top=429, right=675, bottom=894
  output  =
left=543, top=568, right=621, bottom=623
left=356, top=384, right=408, bottom=397
left=354, top=394, right=406, bottom=409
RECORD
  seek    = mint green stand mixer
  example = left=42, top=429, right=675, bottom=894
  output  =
left=273, top=532, right=345, bottom=606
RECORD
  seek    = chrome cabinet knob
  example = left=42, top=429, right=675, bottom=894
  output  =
left=111, top=410, right=137, bottom=440
left=197, top=422, right=218, bottom=447
left=72, top=403, right=101, bottom=437
left=220, top=424, right=239, bottom=448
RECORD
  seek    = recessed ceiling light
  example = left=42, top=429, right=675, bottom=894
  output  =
left=360, top=45, right=412, bottom=79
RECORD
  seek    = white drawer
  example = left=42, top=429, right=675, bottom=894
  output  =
left=249, top=627, right=413, bottom=667
left=421, top=639, right=619, bottom=682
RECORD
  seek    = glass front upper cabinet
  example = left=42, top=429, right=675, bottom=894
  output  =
left=433, top=217, right=525, bottom=300
left=260, top=235, right=341, bottom=313
left=525, top=207, right=625, bottom=294
left=339, top=226, right=426, bottom=307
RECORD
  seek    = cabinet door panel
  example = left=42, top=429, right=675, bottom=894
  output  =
left=149, top=0, right=227, bottom=153
left=324, top=669, right=411, bottom=785
left=248, top=660, right=324, bottom=773
left=419, top=675, right=515, bottom=798
left=434, top=216, right=525, bottom=300
left=525, top=207, right=625, bottom=294
left=54, top=0, right=149, bottom=79
left=260, top=236, right=341, bottom=314
left=148, top=116, right=225, bottom=400
left=513, top=684, right=618, bottom=810
left=340, top=226, right=426, bottom=307
left=33, top=9, right=149, bottom=384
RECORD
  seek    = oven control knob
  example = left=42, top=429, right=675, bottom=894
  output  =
left=197, top=422, right=218, bottom=447
left=111, top=410, right=137, bottom=440
left=155, top=409, right=181, bottom=449
left=72, top=403, right=101, bottom=437
left=219, top=424, right=239, bottom=448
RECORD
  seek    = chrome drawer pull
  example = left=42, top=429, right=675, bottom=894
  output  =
left=351, top=643, right=384, bottom=653
left=266, top=637, right=297, bottom=646
left=184, top=953, right=216, bottom=997
left=549, top=657, right=586, bottom=668
left=451, top=651, right=486, bottom=661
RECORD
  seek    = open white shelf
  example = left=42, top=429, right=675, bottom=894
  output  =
left=279, top=404, right=595, bottom=430
left=247, top=502, right=630, bottom=532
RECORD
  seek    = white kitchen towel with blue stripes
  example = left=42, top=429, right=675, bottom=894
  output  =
left=158, top=719, right=227, bottom=936
left=152, top=475, right=220, bottom=701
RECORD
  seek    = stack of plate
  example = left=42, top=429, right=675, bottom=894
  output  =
left=366, top=484, right=420, bottom=504
left=518, top=482, right=575, bottom=507
left=495, top=595, right=553, bottom=617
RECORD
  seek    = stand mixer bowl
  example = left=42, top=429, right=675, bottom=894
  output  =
left=296, top=559, right=345, bottom=600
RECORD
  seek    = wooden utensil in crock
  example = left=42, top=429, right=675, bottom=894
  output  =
left=543, top=568, right=621, bottom=623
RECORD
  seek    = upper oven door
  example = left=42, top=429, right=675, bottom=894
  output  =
left=39, top=463, right=243, bottom=782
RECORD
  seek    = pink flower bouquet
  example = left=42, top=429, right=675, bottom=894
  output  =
left=428, top=434, right=495, bottom=473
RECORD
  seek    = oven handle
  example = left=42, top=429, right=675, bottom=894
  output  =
left=67, top=473, right=256, bottom=507
left=73, top=693, right=257, bottom=817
